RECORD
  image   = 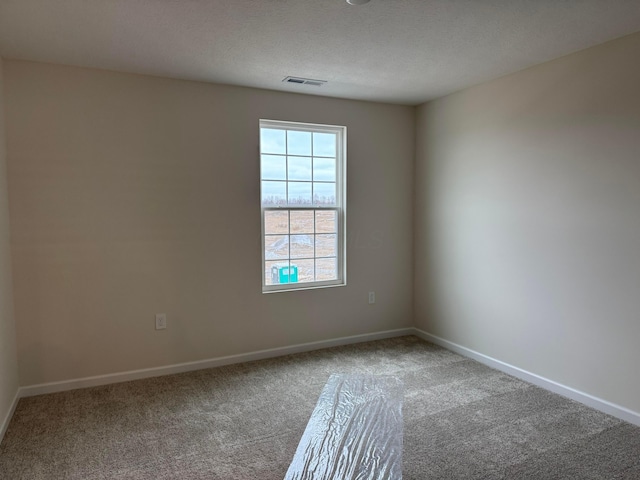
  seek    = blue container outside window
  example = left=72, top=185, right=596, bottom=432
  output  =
left=271, top=264, right=299, bottom=284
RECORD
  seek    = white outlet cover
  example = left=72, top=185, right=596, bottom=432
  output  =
left=155, top=313, right=167, bottom=330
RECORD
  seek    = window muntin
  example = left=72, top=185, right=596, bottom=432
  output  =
left=260, top=120, right=345, bottom=292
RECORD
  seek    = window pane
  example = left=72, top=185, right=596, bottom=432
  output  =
left=313, top=132, right=336, bottom=157
left=313, top=157, right=336, bottom=182
left=288, top=182, right=312, bottom=205
left=313, top=182, right=336, bottom=205
left=315, top=210, right=336, bottom=233
left=261, top=128, right=286, bottom=155
left=262, top=181, right=286, bottom=206
left=316, top=234, right=337, bottom=258
left=261, top=155, right=286, bottom=180
left=266, top=261, right=295, bottom=285
left=264, top=211, right=289, bottom=235
left=265, top=235, right=289, bottom=260
left=316, top=257, right=337, bottom=281
left=296, top=259, right=315, bottom=283
left=260, top=121, right=343, bottom=291
left=288, top=156, right=312, bottom=181
left=291, top=235, right=314, bottom=259
left=287, top=130, right=312, bottom=156
left=290, top=210, right=314, bottom=234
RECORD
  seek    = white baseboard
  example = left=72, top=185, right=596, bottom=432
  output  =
left=0, top=389, right=20, bottom=444
left=413, top=328, right=640, bottom=427
left=14, top=326, right=638, bottom=430
left=19, top=327, right=415, bottom=398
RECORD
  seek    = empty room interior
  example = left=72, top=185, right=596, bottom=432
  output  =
left=1, top=0, right=640, bottom=478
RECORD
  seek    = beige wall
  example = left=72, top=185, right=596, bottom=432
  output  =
left=8, top=29, right=639, bottom=417
left=4, top=60, right=414, bottom=386
left=415, top=32, right=640, bottom=413
left=0, top=60, right=19, bottom=429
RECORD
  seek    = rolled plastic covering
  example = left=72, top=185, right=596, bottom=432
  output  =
left=284, top=374, right=403, bottom=480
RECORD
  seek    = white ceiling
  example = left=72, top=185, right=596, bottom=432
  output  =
left=1, top=0, right=640, bottom=105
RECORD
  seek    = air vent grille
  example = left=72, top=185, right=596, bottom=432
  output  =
left=283, top=76, right=327, bottom=87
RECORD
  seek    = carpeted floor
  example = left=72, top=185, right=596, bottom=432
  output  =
left=1, top=336, right=639, bottom=479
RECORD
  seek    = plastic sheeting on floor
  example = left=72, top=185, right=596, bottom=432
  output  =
left=284, top=374, right=404, bottom=480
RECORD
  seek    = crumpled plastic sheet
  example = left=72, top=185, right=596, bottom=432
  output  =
left=284, top=374, right=404, bottom=480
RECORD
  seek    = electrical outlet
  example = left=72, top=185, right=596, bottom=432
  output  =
left=155, top=313, right=167, bottom=330
left=368, top=291, right=375, bottom=304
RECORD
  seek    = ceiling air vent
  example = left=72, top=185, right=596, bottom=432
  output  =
left=283, top=76, right=327, bottom=87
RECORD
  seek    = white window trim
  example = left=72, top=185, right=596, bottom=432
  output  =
left=260, top=119, right=347, bottom=293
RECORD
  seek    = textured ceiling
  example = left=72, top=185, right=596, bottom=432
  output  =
left=1, top=0, right=640, bottom=105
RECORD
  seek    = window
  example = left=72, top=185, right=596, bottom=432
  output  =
left=260, top=120, right=346, bottom=293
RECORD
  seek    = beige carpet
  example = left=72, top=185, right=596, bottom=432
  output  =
left=1, top=336, right=639, bottom=479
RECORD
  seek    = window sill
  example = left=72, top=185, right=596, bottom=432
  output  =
left=262, top=281, right=347, bottom=294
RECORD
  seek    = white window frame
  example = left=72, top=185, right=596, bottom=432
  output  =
left=260, top=119, right=347, bottom=293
